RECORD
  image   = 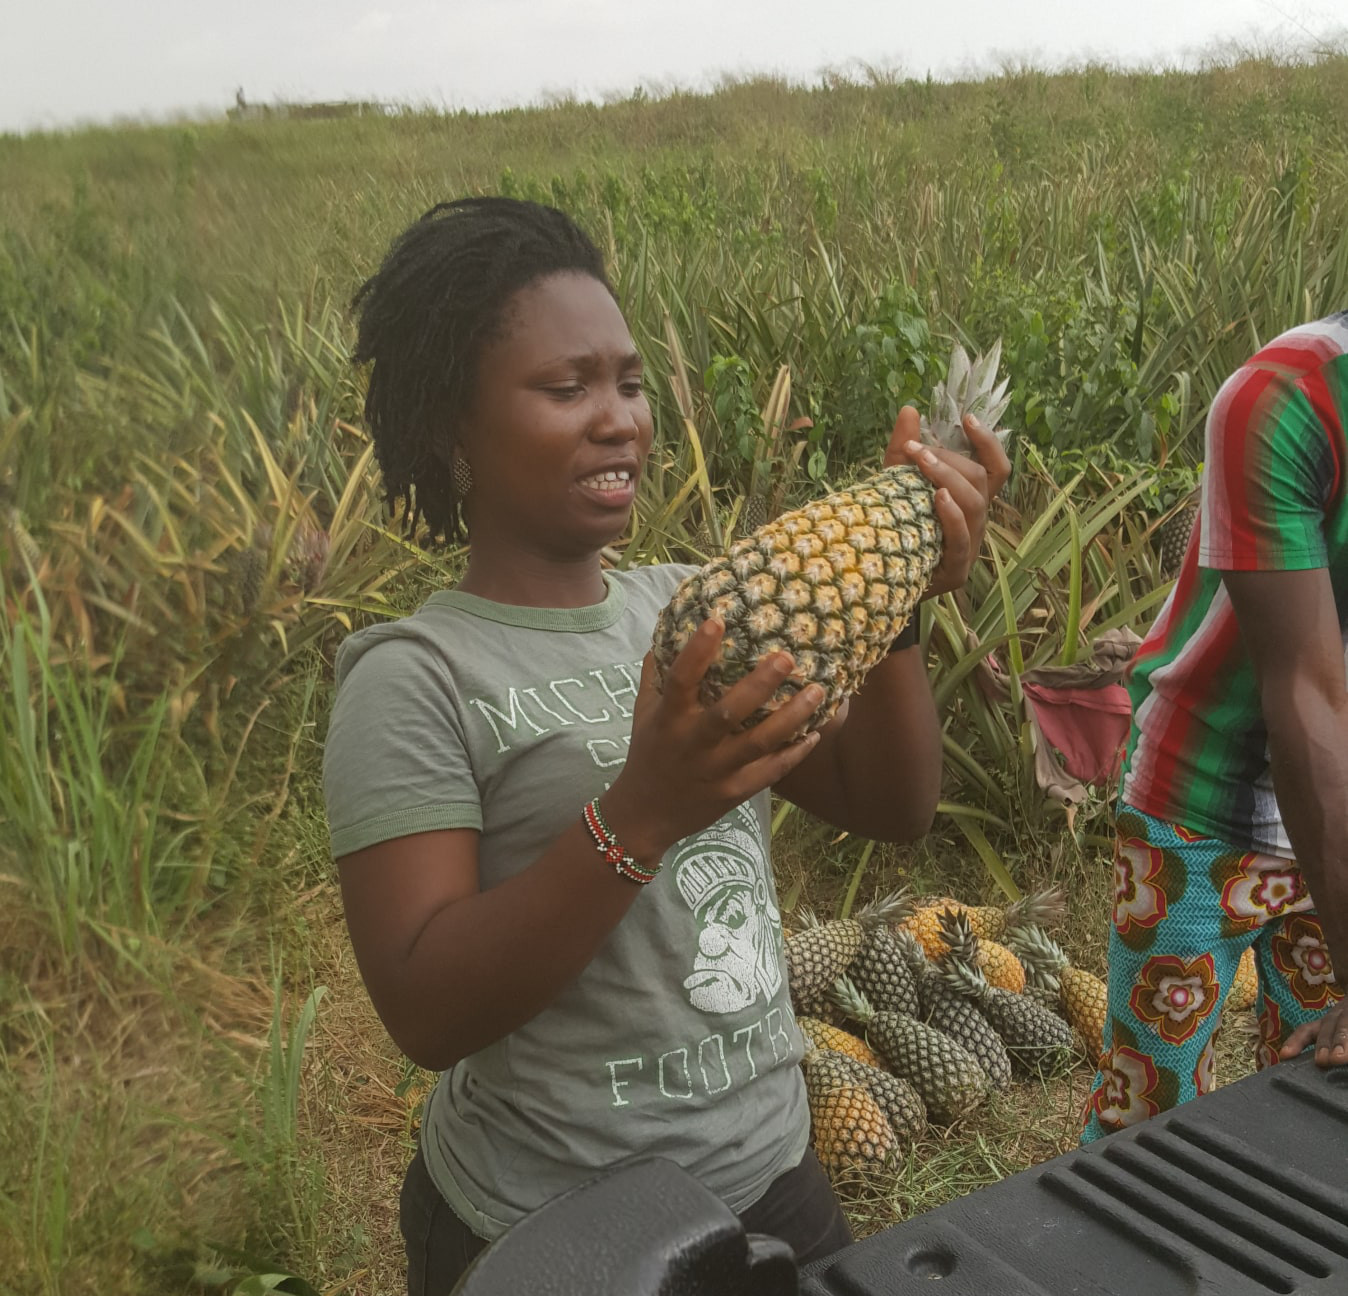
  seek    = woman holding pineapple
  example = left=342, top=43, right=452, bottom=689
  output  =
left=1084, top=313, right=1348, bottom=1143
left=323, top=197, right=1008, bottom=1291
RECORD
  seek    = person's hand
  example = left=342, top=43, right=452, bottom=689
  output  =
left=1278, top=997, right=1348, bottom=1068
left=601, top=620, right=823, bottom=862
left=884, top=404, right=1011, bottom=600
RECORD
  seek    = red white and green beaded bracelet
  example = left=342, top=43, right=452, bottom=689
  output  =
left=582, top=797, right=660, bottom=885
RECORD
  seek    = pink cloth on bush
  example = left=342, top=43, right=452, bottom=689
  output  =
left=1021, top=682, right=1132, bottom=787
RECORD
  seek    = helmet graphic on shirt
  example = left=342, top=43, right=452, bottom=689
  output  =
left=672, top=815, right=783, bottom=1015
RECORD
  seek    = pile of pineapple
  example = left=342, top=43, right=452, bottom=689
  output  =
left=790, top=891, right=1262, bottom=1179
left=787, top=890, right=1100, bottom=1178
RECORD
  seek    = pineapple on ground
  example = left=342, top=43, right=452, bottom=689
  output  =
left=832, top=977, right=989, bottom=1123
left=801, top=1045, right=898, bottom=1177
left=786, top=909, right=867, bottom=1007
left=895, top=927, right=1012, bottom=1093
left=937, top=913, right=1076, bottom=1078
left=798, top=1016, right=885, bottom=1071
left=1226, top=946, right=1258, bottom=1013
left=848, top=893, right=921, bottom=1017
left=795, top=987, right=849, bottom=1029
left=977, top=936, right=1030, bottom=994
left=785, top=894, right=908, bottom=1007
left=651, top=341, right=1010, bottom=731
left=1007, top=924, right=1109, bottom=1066
left=834, top=1053, right=928, bottom=1144
left=903, top=889, right=1065, bottom=966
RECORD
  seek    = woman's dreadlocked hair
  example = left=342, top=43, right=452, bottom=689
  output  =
left=351, top=197, right=612, bottom=542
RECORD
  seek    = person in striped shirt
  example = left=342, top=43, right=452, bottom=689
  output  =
left=1083, top=313, right=1348, bottom=1141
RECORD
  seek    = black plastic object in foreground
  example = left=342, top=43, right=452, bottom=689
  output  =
left=451, top=1154, right=798, bottom=1296
left=801, top=1051, right=1348, bottom=1295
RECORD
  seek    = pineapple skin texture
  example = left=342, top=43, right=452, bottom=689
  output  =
left=652, top=464, right=941, bottom=732
left=803, top=1049, right=897, bottom=1175
left=1060, top=966, right=1108, bottom=1065
left=798, top=1016, right=885, bottom=1071
left=1226, top=946, right=1258, bottom=1013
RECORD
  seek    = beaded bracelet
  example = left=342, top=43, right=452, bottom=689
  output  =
left=887, top=619, right=920, bottom=654
left=582, top=797, right=660, bottom=885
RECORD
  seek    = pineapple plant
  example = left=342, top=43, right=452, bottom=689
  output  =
left=832, top=977, right=989, bottom=1123
left=834, top=1053, right=928, bottom=1144
left=801, top=1045, right=897, bottom=1176
left=798, top=1016, right=885, bottom=1071
left=896, top=927, right=1012, bottom=1092
left=1226, top=946, right=1258, bottom=1013
left=938, top=913, right=1076, bottom=1078
left=0, top=484, right=42, bottom=576
left=1007, top=924, right=1110, bottom=1066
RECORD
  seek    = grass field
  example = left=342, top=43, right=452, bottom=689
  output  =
left=2, top=49, right=1344, bottom=1294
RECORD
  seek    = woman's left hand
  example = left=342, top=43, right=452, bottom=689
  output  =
left=884, top=404, right=1011, bottom=600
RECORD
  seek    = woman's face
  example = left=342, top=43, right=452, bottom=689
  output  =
left=457, top=271, right=654, bottom=560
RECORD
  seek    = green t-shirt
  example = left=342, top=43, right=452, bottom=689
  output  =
left=323, top=564, right=809, bottom=1240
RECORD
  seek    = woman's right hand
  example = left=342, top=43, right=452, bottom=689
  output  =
left=601, top=618, right=824, bottom=864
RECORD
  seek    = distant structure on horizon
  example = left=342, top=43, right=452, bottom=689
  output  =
left=227, top=87, right=395, bottom=122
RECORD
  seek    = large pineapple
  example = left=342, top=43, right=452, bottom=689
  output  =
left=848, top=893, right=921, bottom=1017
left=938, top=913, right=1076, bottom=1078
left=1007, top=924, right=1109, bottom=1066
left=798, top=1016, right=885, bottom=1071
left=652, top=341, right=1011, bottom=729
left=801, top=1045, right=897, bottom=1176
left=833, top=977, right=988, bottom=1123
left=653, top=466, right=942, bottom=731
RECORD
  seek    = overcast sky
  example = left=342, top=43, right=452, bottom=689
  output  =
left=5, top=0, right=1343, bottom=135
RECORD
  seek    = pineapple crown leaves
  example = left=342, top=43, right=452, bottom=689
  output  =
left=933, top=911, right=993, bottom=1002
left=1002, top=887, right=1067, bottom=934
left=855, top=888, right=915, bottom=929
left=934, top=908, right=980, bottom=965
left=938, top=952, right=993, bottom=1006
left=1004, top=923, right=1069, bottom=989
left=890, top=924, right=933, bottom=973
left=919, top=339, right=1012, bottom=454
left=829, top=974, right=878, bottom=1025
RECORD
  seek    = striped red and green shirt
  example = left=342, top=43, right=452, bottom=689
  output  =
left=1121, top=313, right=1348, bottom=855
